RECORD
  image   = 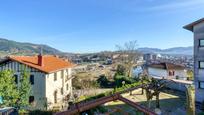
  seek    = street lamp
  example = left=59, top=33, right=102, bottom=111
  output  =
left=122, top=81, right=125, bottom=86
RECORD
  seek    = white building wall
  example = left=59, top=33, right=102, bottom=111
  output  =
left=45, top=68, right=72, bottom=110
left=148, top=67, right=167, bottom=78
left=148, top=67, right=187, bottom=80
left=174, top=70, right=187, bottom=80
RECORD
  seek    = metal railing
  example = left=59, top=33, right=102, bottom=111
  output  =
left=0, top=107, right=18, bottom=115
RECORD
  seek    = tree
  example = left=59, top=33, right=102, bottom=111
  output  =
left=139, top=74, right=149, bottom=95
left=142, top=77, right=170, bottom=108
left=187, top=70, right=194, bottom=81
left=0, top=70, right=19, bottom=107
left=97, top=75, right=109, bottom=88
left=16, top=67, right=31, bottom=109
left=186, top=85, right=195, bottom=115
left=116, top=64, right=126, bottom=76
left=116, top=41, right=141, bottom=77
left=0, top=68, right=31, bottom=109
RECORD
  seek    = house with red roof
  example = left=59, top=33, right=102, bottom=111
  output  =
left=147, top=62, right=187, bottom=80
left=0, top=54, right=75, bottom=110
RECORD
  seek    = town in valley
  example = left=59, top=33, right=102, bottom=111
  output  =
left=0, top=1, right=204, bottom=115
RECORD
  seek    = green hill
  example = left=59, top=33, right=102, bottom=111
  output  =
left=0, top=38, right=62, bottom=56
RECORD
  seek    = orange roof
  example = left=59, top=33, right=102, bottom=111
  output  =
left=8, top=55, right=74, bottom=73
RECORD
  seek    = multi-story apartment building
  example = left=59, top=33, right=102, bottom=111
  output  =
left=0, top=55, right=74, bottom=110
left=184, top=18, right=204, bottom=103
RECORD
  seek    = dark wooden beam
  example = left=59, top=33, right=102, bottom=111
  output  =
left=55, top=85, right=156, bottom=115
left=118, top=95, right=157, bottom=115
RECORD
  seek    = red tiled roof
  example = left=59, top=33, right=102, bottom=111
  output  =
left=8, top=55, right=74, bottom=73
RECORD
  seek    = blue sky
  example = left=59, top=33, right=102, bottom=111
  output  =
left=0, top=0, right=204, bottom=53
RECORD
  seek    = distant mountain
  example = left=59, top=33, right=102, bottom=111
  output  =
left=0, top=38, right=193, bottom=56
left=0, top=38, right=62, bottom=55
left=138, top=46, right=193, bottom=55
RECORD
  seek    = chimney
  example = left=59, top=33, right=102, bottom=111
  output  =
left=54, top=55, right=59, bottom=58
left=38, top=54, right=44, bottom=66
left=38, top=46, right=44, bottom=66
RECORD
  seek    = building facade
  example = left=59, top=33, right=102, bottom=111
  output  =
left=0, top=55, right=74, bottom=110
left=147, top=62, right=187, bottom=80
left=184, top=18, right=204, bottom=103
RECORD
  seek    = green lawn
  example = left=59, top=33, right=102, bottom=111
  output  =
left=104, top=88, right=186, bottom=115
left=104, top=101, right=143, bottom=115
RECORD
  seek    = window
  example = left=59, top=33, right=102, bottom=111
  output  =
left=199, top=82, right=204, bottom=89
left=66, top=75, right=69, bottom=81
left=199, top=61, right=204, bottom=69
left=30, top=75, right=34, bottom=85
left=54, top=91, right=57, bottom=103
left=168, top=71, right=175, bottom=76
left=61, top=70, right=64, bottom=79
left=66, top=84, right=69, bottom=90
left=29, top=96, right=34, bottom=103
left=14, top=74, right=18, bottom=84
left=61, top=88, right=64, bottom=95
left=54, top=73, right=57, bottom=81
left=199, top=39, right=204, bottom=47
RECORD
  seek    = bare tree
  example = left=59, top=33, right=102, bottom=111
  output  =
left=116, top=41, right=141, bottom=77
left=142, top=77, right=171, bottom=108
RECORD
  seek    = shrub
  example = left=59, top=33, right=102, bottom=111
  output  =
left=97, top=75, right=109, bottom=88
left=19, top=110, right=54, bottom=115
left=73, top=77, right=99, bottom=89
left=81, top=105, right=108, bottom=114
left=198, top=112, right=204, bottom=115
left=72, top=77, right=82, bottom=89
left=201, top=101, right=204, bottom=111
left=77, top=81, right=142, bottom=104
left=114, top=75, right=136, bottom=87
left=187, top=70, right=194, bottom=81
left=116, top=64, right=126, bottom=75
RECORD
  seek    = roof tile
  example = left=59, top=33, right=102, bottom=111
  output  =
left=8, top=55, right=74, bottom=73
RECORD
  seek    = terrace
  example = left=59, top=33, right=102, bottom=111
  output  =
left=55, top=82, right=188, bottom=115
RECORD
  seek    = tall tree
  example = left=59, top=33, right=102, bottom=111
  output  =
left=116, top=41, right=141, bottom=77
left=0, top=68, right=31, bottom=109
left=0, top=70, right=19, bottom=107
left=16, top=67, right=31, bottom=109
